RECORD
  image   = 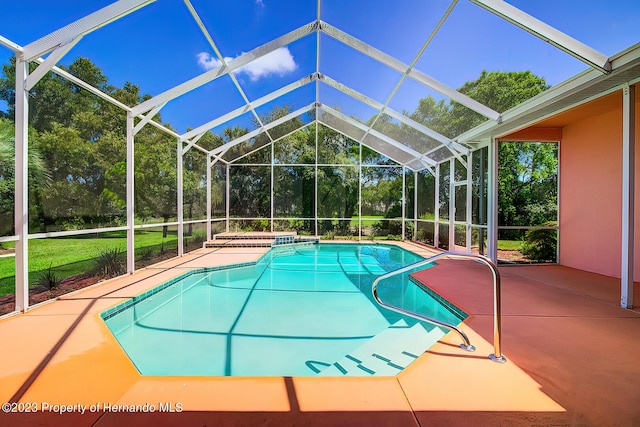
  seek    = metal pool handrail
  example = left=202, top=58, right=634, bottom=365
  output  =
left=371, top=251, right=507, bottom=363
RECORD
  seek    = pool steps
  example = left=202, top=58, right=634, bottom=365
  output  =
left=205, top=232, right=319, bottom=248
left=317, top=319, right=446, bottom=376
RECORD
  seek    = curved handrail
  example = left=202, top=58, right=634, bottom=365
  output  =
left=371, top=251, right=506, bottom=362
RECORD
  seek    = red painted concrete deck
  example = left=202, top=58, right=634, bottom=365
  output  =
left=0, top=243, right=638, bottom=426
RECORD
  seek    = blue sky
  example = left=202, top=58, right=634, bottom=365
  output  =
left=1, top=0, right=639, bottom=135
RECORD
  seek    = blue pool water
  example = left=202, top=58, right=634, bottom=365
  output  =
left=102, top=243, right=466, bottom=376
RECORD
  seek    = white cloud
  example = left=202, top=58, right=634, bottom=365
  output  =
left=196, top=47, right=297, bottom=81
left=255, top=0, right=265, bottom=8
left=196, top=52, right=230, bottom=70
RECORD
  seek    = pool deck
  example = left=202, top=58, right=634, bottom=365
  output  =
left=0, top=242, right=639, bottom=426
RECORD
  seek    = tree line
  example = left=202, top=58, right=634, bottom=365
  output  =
left=0, top=56, right=557, bottom=242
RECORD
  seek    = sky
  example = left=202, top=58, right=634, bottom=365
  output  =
left=1, top=0, right=639, bottom=136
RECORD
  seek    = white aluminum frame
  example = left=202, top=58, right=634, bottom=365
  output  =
left=5, top=0, right=638, bottom=315
left=126, top=112, right=135, bottom=273
left=319, top=105, right=436, bottom=170
left=434, top=163, right=440, bottom=248
left=319, top=21, right=501, bottom=122
left=211, top=104, right=315, bottom=156
left=466, top=153, right=473, bottom=251
left=14, top=55, right=29, bottom=311
left=469, top=0, right=611, bottom=73
left=621, top=84, right=635, bottom=308
left=185, top=0, right=277, bottom=149
left=22, top=0, right=155, bottom=61
left=487, top=138, right=499, bottom=263
left=132, top=22, right=316, bottom=117
left=319, top=75, right=469, bottom=161
left=177, top=138, right=184, bottom=257
left=448, top=158, right=455, bottom=249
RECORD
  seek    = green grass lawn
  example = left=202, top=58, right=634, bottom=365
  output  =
left=0, top=230, right=179, bottom=297
left=349, top=216, right=384, bottom=227
left=497, top=239, right=523, bottom=251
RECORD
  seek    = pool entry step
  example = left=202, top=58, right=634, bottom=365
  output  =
left=311, top=320, right=446, bottom=376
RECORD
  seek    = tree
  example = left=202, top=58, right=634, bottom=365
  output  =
left=0, top=118, right=51, bottom=235
left=410, top=71, right=549, bottom=138
left=409, top=70, right=556, bottom=239
left=0, top=57, right=176, bottom=231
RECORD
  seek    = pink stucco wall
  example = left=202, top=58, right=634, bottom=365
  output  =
left=559, top=98, right=640, bottom=279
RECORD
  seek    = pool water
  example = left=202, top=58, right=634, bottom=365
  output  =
left=102, top=244, right=466, bottom=376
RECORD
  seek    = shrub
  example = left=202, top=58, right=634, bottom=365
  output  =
left=250, top=220, right=269, bottom=232
left=415, top=228, right=435, bottom=245
left=404, top=221, right=415, bottom=240
left=137, top=247, right=154, bottom=262
left=56, top=216, right=85, bottom=230
left=371, top=221, right=386, bottom=237
left=94, top=248, right=126, bottom=277
left=38, top=263, right=60, bottom=290
left=192, top=231, right=206, bottom=244
left=521, top=221, right=557, bottom=262
left=322, top=231, right=335, bottom=240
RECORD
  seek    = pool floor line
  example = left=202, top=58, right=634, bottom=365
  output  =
left=223, top=258, right=274, bottom=376
left=133, top=319, right=377, bottom=341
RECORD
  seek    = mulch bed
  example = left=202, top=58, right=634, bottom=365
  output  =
left=0, top=274, right=102, bottom=316
left=497, top=249, right=531, bottom=263
left=0, top=250, right=180, bottom=316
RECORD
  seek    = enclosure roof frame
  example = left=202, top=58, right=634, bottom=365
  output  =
left=4, top=0, right=626, bottom=168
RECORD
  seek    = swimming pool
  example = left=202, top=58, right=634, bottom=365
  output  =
left=101, top=243, right=467, bottom=376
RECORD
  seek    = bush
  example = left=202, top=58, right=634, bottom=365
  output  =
left=521, top=221, right=557, bottom=262
left=416, top=228, right=434, bottom=245
left=56, top=216, right=85, bottom=230
left=322, top=231, right=335, bottom=240
left=38, top=263, right=60, bottom=290
left=404, top=221, right=415, bottom=240
left=137, top=247, right=154, bottom=262
left=94, top=248, right=126, bottom=277
left=251, top=220, right=269, bottom=232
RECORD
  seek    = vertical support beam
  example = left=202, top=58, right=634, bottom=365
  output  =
left=414, top=171, right=418, bottom=241
left=434, top=163, right=440, bottom=248
left=206, top=154, right=212, bottom=242
left=479, top=147, right=486, bottom=255
left=621, top=84, right=635, bottom=309
left=271, top=139, right=275, bottom=232
left=466, top=153, right=473, bottom=252
left=126, top=112, right=135, bottom=274
left=315, top=123, right=319, bottom=236
left=487, top=138, right=499, bottom=263
left=556, top=141, right=561, bottom=263
left=315, top=0, right=321, bottom=238
left=449, top=159, right=455, bottom=250
left=402, top=168, right=406, bottom=240
left=177, top=138, right=184, bottom=257
left=14, top=56, right=29, bottom=312
left=226, top=164, right=230, bottom=232
left=358, top=144, right=362, bottom=241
